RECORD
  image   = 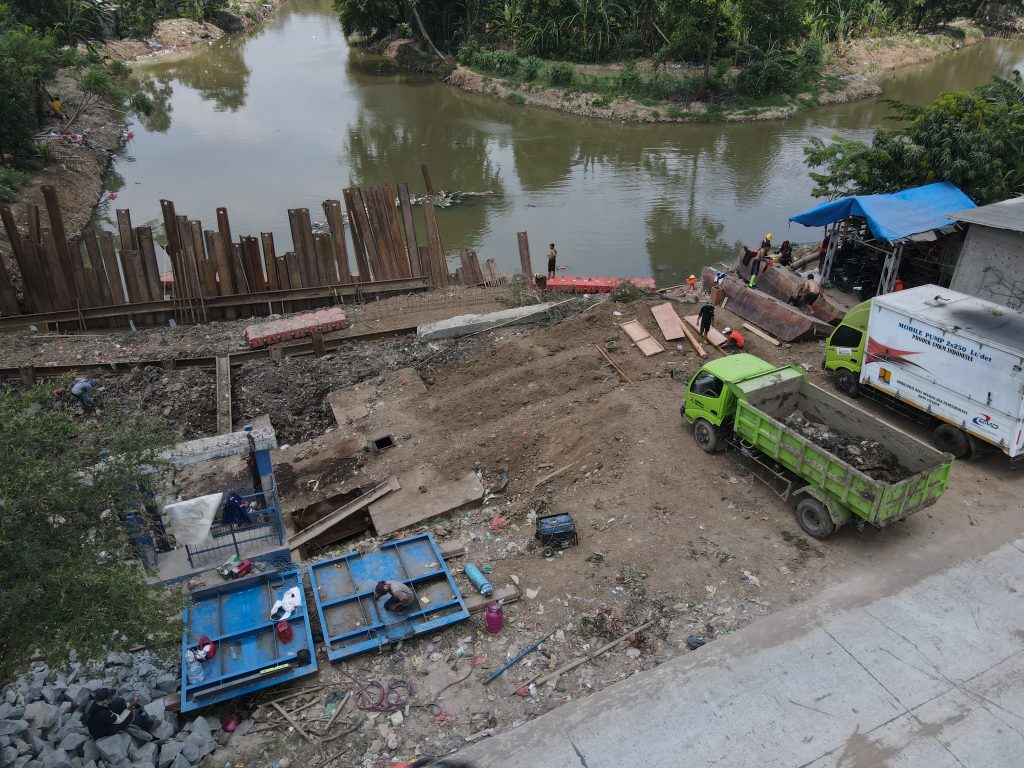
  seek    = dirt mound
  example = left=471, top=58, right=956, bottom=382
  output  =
left=152, top=19, right=223, bottom=49
left=97, top=365, right=216, bottom=438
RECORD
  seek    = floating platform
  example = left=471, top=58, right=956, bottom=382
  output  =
left=545, top=275, right=656, bottom=293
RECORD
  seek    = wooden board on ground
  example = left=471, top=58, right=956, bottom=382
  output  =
left=368, top=464, right=484, bottom=535
left=743, top=322, right=782, bottom=346
left=464, top=585, right=520, bottom=614
left=650, top=302, right=687, bottom=341
left=288, top=477, right=400, bottom=553
left=684, top=315, right=728, bottom=347
left=327, top=366, right=426, bottom=428
left=619, top=319, right=664, bottom=356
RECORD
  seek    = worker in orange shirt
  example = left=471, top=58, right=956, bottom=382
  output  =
left=722, top=326, right=745, bottom=350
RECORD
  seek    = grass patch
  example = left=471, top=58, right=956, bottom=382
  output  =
left=506, top=92, right=525, bottom=105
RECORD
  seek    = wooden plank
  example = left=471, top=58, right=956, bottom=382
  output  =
left=368, top=466, right=483, bottom=535
left=230, top=242, right=250, bottom=302
left=351, top=188, right=383, bottom=281
left=650, top=302, right=687, bottom=341
left=311, top=331, right=326, bottom=358
left=459, top=250, right=474, bottom=285
left=464, top=585, right=520, bottom=614
left=362, top=187, right=388, bottom=279
left=743, top=321, right=782, bottom=346
left=287, top=209, right=309, bottom=289
left=135, top=226, right=161, bottom=302
left=1, top=205, right=46, bottom=312
left=596, top=344, right=634, bottom=385
left=421, top=199, right=447, bottom=288
left=41, top=186, right=77, bottom=300
left=342, top=188, right=370, bottom=281
left=417, top=245, right=431, bottom=283
left=421, top=163, right=435, bottom=195
left=207, top=231, right=236, bottom=320
left=323, top=199, right=351, bottom=284
left=678, top=316, right=708, bottom=359
left=243, top=236, right=267, bottom=292
left=0, top=252, right=19, bottom=316
left=619, top=319, right=664, bottom=356
left=215, top=356, right=232, bottom=435
left=115, top=209, right=138, bottom=254
left=261, top=232, right=280, bottom=292
left=314, top=232, right=336, bottom=288
left=118, top=243, right=143, bottom=310
left=468, top=251, right=485, bottom=285
left=684, top=315, right=728, bottom=347
left=38, top=230, right=71, bottom=310
left=297, top=208, right=319, bottom=287
left=160, top=200, right=181, bottom=268
left=385, top=183, right=411, bottom=278
left=75, top=240, right=101, bottom=308
left=517, top=231, right=532, bottom=276
left=284, top=251, right=303, bottom=292
left=98, top=232, right=125, bottom=304
left=288, top=478, right=400, bottom=552
left=396, top=182, right=419, bottom=276
left=82, top=231, right=112, bottom=308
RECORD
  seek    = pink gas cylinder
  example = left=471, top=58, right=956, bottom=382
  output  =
left=485, top=601, right=504, bottom=633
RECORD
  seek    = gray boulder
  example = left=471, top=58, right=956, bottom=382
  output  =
left=23, top=704, right=58, bottom=736
left=105, top=655, right=130, bottom=669
left=148, top=721, right=173, bottom=742
left=124, top=727, right=150, bottom=744
left=57, top=734, right=87, bottom=753
left=156, top=741, right=182, bottom=768
left=80, top=742, right=98, bottom=764
left=61, top=689, right=90, bottom=713
left=37, top=747, right=71, bottom=768
left=152, top=679, right=175, bottom=697
left=94, top=733, right=131, bottom=764
left=1, top=745, right=19, bottom=765
left=170, top=753, right=190, bottom=768
left=0, top=704, right=25, bottom=721
left=39, top=689, right=60, bottom=707
left=140, top=702, right=163, bottom=725
left=0, top=721, right=28, bottom=739
left=129, top=742, right=157, bottom=766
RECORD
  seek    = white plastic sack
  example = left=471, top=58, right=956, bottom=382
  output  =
left=164, top=492, right=225, bottom=545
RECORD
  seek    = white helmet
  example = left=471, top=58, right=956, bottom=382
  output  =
left=723, top=327, right=732, bottom=334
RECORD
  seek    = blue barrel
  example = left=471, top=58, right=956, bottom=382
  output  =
left=464, top=564, right=493, bottom=596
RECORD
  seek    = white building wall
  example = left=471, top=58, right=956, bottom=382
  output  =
left=949, top=225, right=1024, bottom=310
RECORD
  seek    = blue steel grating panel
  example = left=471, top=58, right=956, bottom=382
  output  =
left=308, top=533, right=469, bottom=661
left=180, top=568, right=317, bottom=712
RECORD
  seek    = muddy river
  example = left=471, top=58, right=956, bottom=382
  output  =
left=105, top=0, right=1024, bottom=284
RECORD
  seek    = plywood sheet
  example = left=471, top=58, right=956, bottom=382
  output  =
left=369, top=465, right=484, bottom=535
left=650, top=302, right=687, bottom=340
left=619, top=319, right=664, bottom=356
left=684, top=315, right=728, bottom=347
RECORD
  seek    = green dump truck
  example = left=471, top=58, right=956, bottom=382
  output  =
left=681, top=354, right=953, bottom=539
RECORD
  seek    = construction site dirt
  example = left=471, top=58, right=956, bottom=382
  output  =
left=6, top=288, right=1023, bottom=768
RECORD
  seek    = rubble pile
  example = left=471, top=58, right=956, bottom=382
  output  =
left=98, top=367, right=217, bottom=439
left=0, top=652, right=227, bottom=768
left=784, top=411, right=912, bottom=482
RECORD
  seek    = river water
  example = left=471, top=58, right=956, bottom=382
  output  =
left=106, top=0, right=1024, bottom=284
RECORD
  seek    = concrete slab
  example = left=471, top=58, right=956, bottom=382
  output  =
left=161, top=425, right=277, bottom=469
left=417, top=303, right=557, bottom=341
left=327, top=367, right=426, bottom=428
left=368, top=464, right=483, bottom=535
left=459, top=539, right=1024, bottom=768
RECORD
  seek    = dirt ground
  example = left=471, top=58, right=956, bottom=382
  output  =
left=6, top=282, right=1024, bottom=766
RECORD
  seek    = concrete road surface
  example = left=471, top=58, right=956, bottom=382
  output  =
left=460, top=539, right=1024, bottom=767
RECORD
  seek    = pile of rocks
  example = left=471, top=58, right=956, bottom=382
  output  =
left=0, top=651, right=225, bottom=768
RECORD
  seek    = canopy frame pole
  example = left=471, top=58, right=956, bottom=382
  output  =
left=878, top=241, right=903, bottom=295
left=820, top=223, right=838, bottom=282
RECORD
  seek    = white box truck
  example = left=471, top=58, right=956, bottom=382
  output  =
left=824, top=284, right=1024, bottom=462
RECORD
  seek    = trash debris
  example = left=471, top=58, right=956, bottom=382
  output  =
left=686, top=635, right=706, bottom=650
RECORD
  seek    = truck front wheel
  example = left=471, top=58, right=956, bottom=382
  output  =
left=795, top=498, right=836, bottom=539
left=933, top=424, right=973, bottom=458
left=834, top=368, right=859, bottom=398
left=693, top=418, right=722, bottom=453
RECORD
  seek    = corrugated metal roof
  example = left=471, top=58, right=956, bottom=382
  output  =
left=947, top=196, right=1024, bottom=232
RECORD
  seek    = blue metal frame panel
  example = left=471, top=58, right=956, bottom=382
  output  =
left=308, top=533, right=469, bottom=661
left=180, top=568, right=317, bottom=712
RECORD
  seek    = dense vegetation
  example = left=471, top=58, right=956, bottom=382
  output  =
left=334, top=1, right=1021, bottom=102
left=0, top=1, right=166, bottom=199
left=805, top=72, right=1024, bottom=204
left=0, top=385, right=177, bottom=677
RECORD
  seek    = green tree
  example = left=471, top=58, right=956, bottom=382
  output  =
left=64, top=58, right=154, bottom=130
left=0, top=385, right=177, bottom=677
left=804, top=75, right=1024, bottom=204
left=735, top=0, right=806, bottom=47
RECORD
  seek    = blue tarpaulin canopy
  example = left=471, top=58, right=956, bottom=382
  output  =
left=789, top=182, right=976, bottom=242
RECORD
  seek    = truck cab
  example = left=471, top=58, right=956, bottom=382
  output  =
left=823, top=299, right=871, bottom=396
left=682, top=354, right=782, bottom=451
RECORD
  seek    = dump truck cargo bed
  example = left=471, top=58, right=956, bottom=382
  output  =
left=733, top=368, right=952, bottom=527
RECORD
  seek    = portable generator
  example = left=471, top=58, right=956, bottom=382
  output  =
left=535, top=512, right=578, bottom=558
